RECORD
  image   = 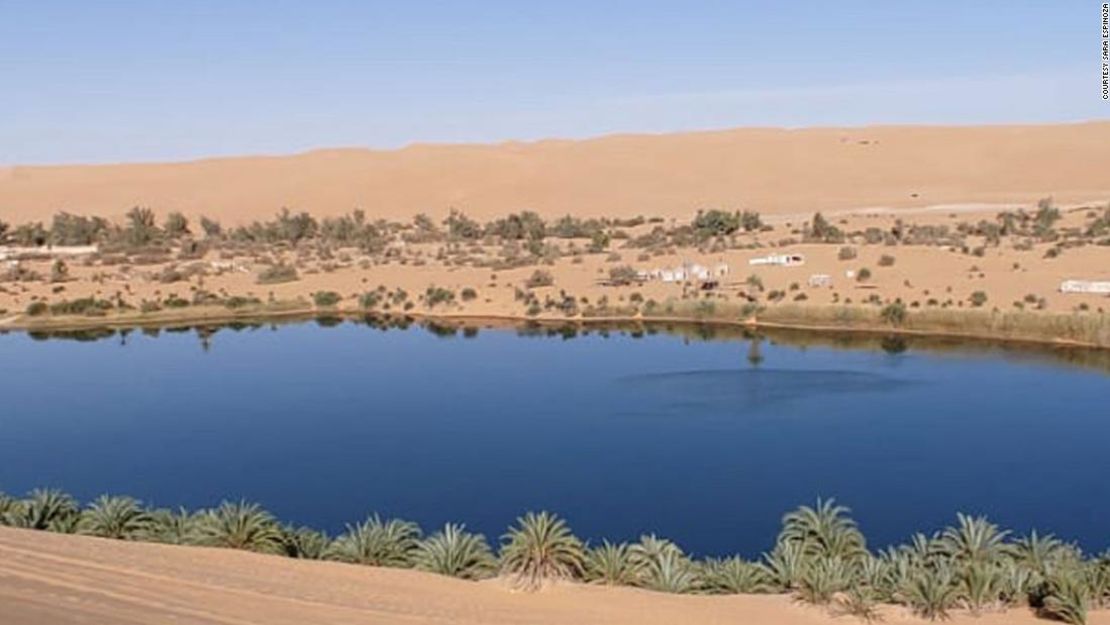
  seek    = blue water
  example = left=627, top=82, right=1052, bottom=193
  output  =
left=1, top=321, right=1107, bottom=557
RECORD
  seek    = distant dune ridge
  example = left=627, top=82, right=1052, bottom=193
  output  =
left=2, top=122, right=1109, bottom=225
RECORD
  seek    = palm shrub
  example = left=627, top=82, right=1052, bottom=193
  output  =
left=778, top=498, right=866, bottom=561
left=957, top=559, right=1004, bottom=615
left=499, top=511, right=585, bottom=589
left=281, top=525, right=330, bottom=559
left=641, top=549, right=701, bottom=594
left=835, top=584, right=882, bottom=622
left=760, top=539, right=810, bottom=591
left=193, top=500, right=285, bottom=554
left=0, top=492, right=23, bottom=525
left=1014, top=530, right=1068, bottom=575
left=1040, top=568, right=1090, bottom=625
left=940, top=513, right=1010, bottom=564
left=78, top=495, right=153, bottom=540
left=700, top=556, right=767, bottom=594
left=797, top=556, right=854, bottom=605
left=902, top=562, right=959, bottom=621
left=998, top=558, right=1038, bottom=606
left=628, top=534, right=697, bottom=592
left=413, top=523, right=495, bottom=580
left=584, top=540, right=641, bottom=586
left=7, top=489, right=79, bottom=531
left=629, top=534, right=682, bottom=570
left=872, top=549, right=911, bottom=601
left=327, top=514, right=422, bottom=567
left=1088, top=553, right=1110, bottom=608
left=147, top=507, right=200, bottom=545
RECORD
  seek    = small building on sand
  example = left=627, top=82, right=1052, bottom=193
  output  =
left=1059, top=280, right=1110, bottom=295
left=749, top=253, right=804, bottom=267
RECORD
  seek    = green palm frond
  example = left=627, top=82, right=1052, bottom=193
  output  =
left=7, top=489, right=79, bottom=531
left=958, top=560, right=1004, bottom=615
left=760, top=539, right=810, bottom=591
left=779, top=498, right=866, bottom=561
left=700, top=556, right=767, bottom=594
left=280, top=525, right=330, bottom=559
left=326, top=514, right=422, bottom=567
left=413, top=523, right=495, bottom=580
left=584, top=540, right=641, bottom=586
left=1040, top=568, right=1091, bottom=625
left=902, top=561, right=959, bottom=621
left=499, top=511, right=585, bottom=590
left=1014, top=530, right=1067, bottom=574
left=797, top=556, right=854, bottom=605
left=78, top=495, right=152, bottom=540
left=940, top=513, right=1010, bottom=564
left=835, top=584, right=882, bottom=622
left=0, top=492, right=23, bottom=525
left=193, top=500, right=285, bottom=554
left=147, top=507, right=200, bottom=545
left=641, top=549, right=700, bottom=594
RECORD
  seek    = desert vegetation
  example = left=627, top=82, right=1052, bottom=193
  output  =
left=0, top=490, right=1106, bottom=623
left=2, top=200, right=1107, bottom=348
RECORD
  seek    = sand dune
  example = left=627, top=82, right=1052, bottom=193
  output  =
left=2, top=122, right=1109, bottom=225
left=2, top=528, right=1105, bottom=625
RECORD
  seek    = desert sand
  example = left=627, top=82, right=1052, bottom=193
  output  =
left=0, top=527, right=1103, bottom=625
left=2, top=202, right=1108, bottom=347
left=3, top=122, right=1110, bottom=225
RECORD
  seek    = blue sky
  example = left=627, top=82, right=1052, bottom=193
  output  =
left=1, top=1, right=1106, bottom=164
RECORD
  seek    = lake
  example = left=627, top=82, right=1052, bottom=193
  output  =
left=1, top=319, right=1107, bottom=557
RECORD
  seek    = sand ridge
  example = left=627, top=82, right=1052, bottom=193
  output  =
left=2, top=122, right=1109, bottom=225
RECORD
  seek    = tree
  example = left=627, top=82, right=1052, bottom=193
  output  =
left=808, top=212, right=842, bottom=243
left=124, top=206, right=159, bottom=247
left=78, top=495, right=153, bottom=540
left=693, top=209, right=741, bottom=237
left=500, top=511, right=585, bottom=589
left=193, top=501, right=285, bottom=554
left=413, top=523, right=496, bottom=579
left=200, top=217, right=223, bottom=238
left=326, top=514, right=422, bottom=567
left=880, top=301, right=907, bottom=326
left=164, top=212, right=190, bottom=237
left=445, top=209, right=482, bottom=240
left=778, top=498, right=866, bottom=561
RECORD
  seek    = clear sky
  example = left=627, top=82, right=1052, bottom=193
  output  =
left=1, top=1, right=1106, bottom=164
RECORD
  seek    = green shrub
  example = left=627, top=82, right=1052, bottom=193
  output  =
left=525, top=269, right=554, bottom=289
left=880, top=301, right=907, bottom=326
left=424, top=286, right=456, bottom=308
left=256, top=263, right=299, bottom=285
left=313, top=291, right=341, bottom=307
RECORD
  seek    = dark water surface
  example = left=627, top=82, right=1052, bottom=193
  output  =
left=1, top=321, right=1107, bottom=557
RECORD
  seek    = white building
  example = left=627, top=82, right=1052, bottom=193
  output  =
left=808, top=274, right=832, bottom=287
left=1060, top=280, right=1110, bottom=294
left=749, top=253, right=805, bottom=267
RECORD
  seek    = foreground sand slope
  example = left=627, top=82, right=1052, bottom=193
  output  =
left=2, top=122, right=1110, bottom=225
left=1, top=528, right=1105, bottom=625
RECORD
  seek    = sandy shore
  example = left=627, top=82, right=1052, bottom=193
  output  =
left=3, top=122, right=1110, bottom=225
left=0, top=527, right=1102, bottom=625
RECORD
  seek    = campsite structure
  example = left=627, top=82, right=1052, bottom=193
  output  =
left=748, top=253, right=805, bottom=267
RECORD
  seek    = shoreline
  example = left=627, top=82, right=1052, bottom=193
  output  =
left=3, top=302, right=1107, bottom=352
